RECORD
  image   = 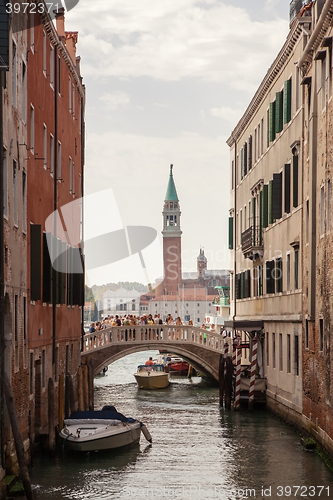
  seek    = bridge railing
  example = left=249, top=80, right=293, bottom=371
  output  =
left=82, top=325, right=226, bottom=354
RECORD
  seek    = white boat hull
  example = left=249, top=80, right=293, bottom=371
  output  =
left=59, top=419, right=142, bottom=452
left=134, top=372, right=170, bottom=390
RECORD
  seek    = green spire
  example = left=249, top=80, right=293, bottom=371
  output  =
left=165, top=164, right=179, bottom=201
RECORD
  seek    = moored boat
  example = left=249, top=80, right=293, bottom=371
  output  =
left=59, top=405, right=152, bottom=452
left=134, top=364, right=170, bottom=389
left=165, top=355, right=189, bottom=376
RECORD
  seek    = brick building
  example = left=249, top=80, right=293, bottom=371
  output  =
left=26, top=9, right=85, bottom=446
left=1, top=6, right=86, bottom=479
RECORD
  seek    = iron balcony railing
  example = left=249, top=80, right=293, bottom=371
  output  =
left=241, top=217, right=263, bottom=258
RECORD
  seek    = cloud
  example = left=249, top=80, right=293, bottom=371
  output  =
left=99, top=91, right=130, bottom=110
left=210, top=106, right=244, bottom=124
left=66, top=0, right=289, bottom=87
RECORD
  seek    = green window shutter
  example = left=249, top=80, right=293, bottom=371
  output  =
left=275, top=91, right=283, bottom=133
left=240, top=147, right=243, bottom=179
left=293, top=155, right=298, bottom=207
left=228, top=217, right=233, bottom=250
left=284, top=78, right=292, bottom=124
left=247, top=269, right=251, bottom=298
left=43, top=232, right=52, bottom=303
left=241, top=272, right=245, bottom=299
left=269, top=101, right=276, bottom=142
left=259, top=190, right=263, bottom=245
left=269, top=179, right=274, bottom=224
left=284, top=163, right=291, bottom=213
left=236, top=274, right=241, bottom=299
left=244, top=142, right=247, bottom=176
left=273, top=172, right=283, bottom=220
left=248, top=135, right=252, bottom=170
left=252, top=197, right=256, bottom=246
left=262, top=184, right=268, bottom=228
left=244, top=271, right=248, bottom=298
left=30, top=224, right=42, bottom=301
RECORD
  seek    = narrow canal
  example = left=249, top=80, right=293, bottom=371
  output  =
left=30, top=351, right=333, bottom=499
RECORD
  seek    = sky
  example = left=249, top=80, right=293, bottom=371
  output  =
left=64, top=0, right=292, bottom=287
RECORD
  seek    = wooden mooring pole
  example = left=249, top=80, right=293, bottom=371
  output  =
left=4, top=373, right=34, bottom=500
left=248, top=336, right=258, bottom=411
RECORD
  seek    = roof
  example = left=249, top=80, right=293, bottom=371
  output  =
left=165, top=164, right=179, bottom=201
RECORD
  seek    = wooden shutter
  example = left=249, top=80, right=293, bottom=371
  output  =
left=262, top=184, right=268, bottom=228
left=266, top=260, right=275, bottom=294
left=269, top=101, right=276, bottom=142
left=284, top=78, right=292, bottom=123
left=228, top=217, right=233, bottom=250
left=273, top=172, right=282, bottom=220
left=284, top=163, right=291, bottom=213
left=240, top=147, right=244, bottom=179
left=275, top=91, right=283, bottom=133
left=73, top=271, right=84, bottom=306
left=293, top=155, right=298, bottom=207
left=42, top=232, right=52, bottom=303
left=252, top=197, right=256, bottom=246
left=30, top=224, right=42, bottom=301
left=259, top=190, right=263, bottom=245
left=248, top=135, right=252, bottom=170
left=243, top=142, right=247, bottom=176
left=275, top=257, right=283, bottom=293
left=269, top=180, right=273, bottom=224
left=246, top=269, right=251, bottom=298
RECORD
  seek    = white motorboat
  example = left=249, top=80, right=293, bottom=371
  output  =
left=134, top=364, right=170, bottom=390
left=59, top=405, right=152, bottom=452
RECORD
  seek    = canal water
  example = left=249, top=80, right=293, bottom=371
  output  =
left=30, top=351, right=333, bottom=499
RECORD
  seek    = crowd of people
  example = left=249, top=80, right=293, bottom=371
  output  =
left=88, top=313, right=219, bottom=334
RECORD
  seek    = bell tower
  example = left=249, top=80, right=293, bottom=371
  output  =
left=156, top=165, right=182, bottom=297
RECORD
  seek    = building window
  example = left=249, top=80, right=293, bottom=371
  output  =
left=286, top=253, right=291, bottom=291
left=55, top=346, right=59, bottom=381
left=66, top=345, right=69, bottom=375
left=320, top=185, right=325, bottom=235
left=58, top=56, right=61, bottom=94
left=13, top=159, right=18, bottom=226
left=50, top=134, right=54, bottom=175
left=272, top=332, right=276, bottom=369
left=287, top=334, right=291, bottom=373
left=266, top=332, right=269, bottom=366
left=294, top=249, right=299, bottom=289
left=294, top=334, right=299, bottom=376
left=69, top=157, right=73, bottom=192
left=42, top=350, right=46, bottom=388
left=275, top=90, right=283, bottom=134
left=50, top=45, right=54, bottom=87
left=14, top=294, right=19, bottom=368
left=30, top=353, right=34, bottom=394
left=3, top=148, right=8, bottom=217
left=293, top=154, right=299, bottom=207
left=322, top=57, right=326, bottom=110
left=266, top=260, right=275, bottom=294
left=284, top=163, right=291, bottom=214
left=30, top=105, right=35, bottom=154
left=43, top=124, right=47, bottom=169
left=279, top=333, right=283, bottom=371
left=72, top=162, right=75, bottom=195
left=43, top=31, right=46, bottom=74
left=275, top=257, right=283, bottom=293
left=69, top=78, right=72, bottom=112
left=22, top=59, right=27, bottom=122
left=72, top=84, right=75, bottom=117
left=327, top=180, right=331, bottom=231
left=30, top=13, right=34, bottom=50
left=319, top=318, right=324, bottom=352
left=12, top=40, right=17, bottom=107
left=57, top=141, right=62, bottom=180
left=306, top=199, right=309, bottom=243
left=284, top=78, right=292, bottom=123
left=305, top=319, right=309, bottom=349
left=22, top=171, right=27, bottom=232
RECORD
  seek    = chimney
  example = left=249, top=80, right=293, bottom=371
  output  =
left=55, top=7, right=66, bottom=39
left=65, top=32, right=78, bottom=65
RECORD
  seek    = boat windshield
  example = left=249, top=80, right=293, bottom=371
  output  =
left=137, top=364, right=165, bottom=372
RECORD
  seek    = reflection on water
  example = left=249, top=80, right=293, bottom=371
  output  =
left=30, top=351, right=333, bottom=499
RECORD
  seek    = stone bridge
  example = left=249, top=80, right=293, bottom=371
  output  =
left=81, top=325, right=228, bottom=381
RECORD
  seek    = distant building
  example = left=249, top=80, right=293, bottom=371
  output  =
left=103, top=287, right=141, bottom=316
left=150, top=165, right=229, bottom=324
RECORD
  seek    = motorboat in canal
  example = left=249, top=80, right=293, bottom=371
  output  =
left=59, top=405, right=152, bottom=452
left=134, top=364, right=170, bottom=390
left=165, top=355, right=189, bottom=376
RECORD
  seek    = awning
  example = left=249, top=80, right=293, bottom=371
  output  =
left=224, top=320, right=264, bottom=332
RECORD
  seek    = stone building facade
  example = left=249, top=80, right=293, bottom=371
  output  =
left=228, top=0, right=333, bottom=457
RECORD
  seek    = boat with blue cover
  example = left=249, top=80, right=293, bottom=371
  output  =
left=59, top=405, right=152, bottom=452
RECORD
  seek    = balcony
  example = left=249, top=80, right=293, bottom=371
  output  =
left=241, top=220, right=263, bottom=260
left=289, top=0, right=311, bottom=23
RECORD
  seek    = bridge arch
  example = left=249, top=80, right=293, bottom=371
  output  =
left=81, top=325, right=224, bottom=382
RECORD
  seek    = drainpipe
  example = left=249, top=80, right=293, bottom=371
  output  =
left=52, top=45, right=58, bottom=366
left=0, top=71, right=5, bottom=469
left=232, top=135, right=237, bottom=326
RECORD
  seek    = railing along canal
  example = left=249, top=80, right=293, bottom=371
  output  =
left=82, top=325, right=226, bottom=354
